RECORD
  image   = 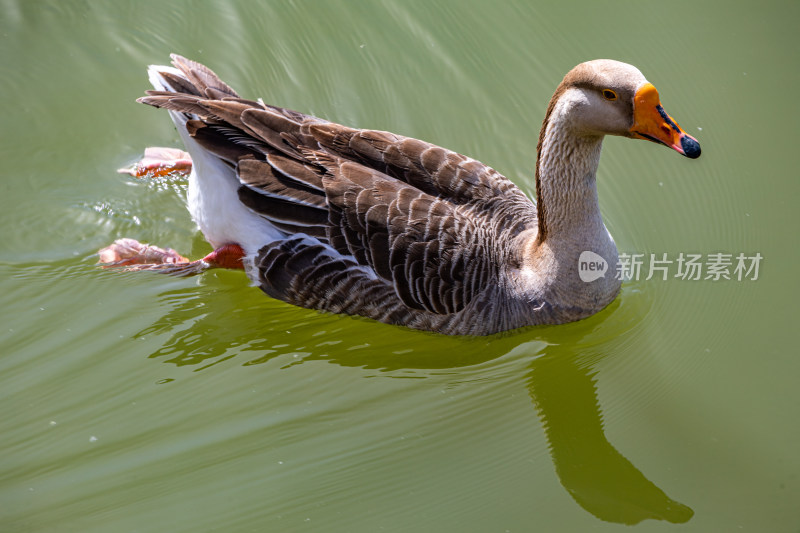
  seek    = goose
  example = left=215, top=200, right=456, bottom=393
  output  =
left=100, top=55, right=700, bottom=336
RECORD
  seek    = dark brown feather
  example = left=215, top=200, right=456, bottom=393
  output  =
left=170, top=54, right=239, bottom=99
left=237, top=185, right=328, bottom=227
left=138, top=56, right=541, bottom=333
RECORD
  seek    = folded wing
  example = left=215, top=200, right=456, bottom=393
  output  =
left=139, top=55, right=538, bottom=319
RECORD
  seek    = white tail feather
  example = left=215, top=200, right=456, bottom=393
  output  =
left=144, top=65, right=284, bottom=255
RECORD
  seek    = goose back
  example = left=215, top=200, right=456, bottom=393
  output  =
left=140, top=55, right=543, bottom=335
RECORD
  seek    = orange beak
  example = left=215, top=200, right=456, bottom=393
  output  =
left=630, top=83, right=701, bottom=159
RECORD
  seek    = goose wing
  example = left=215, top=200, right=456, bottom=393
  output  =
left=139, top=55, right=538, bottom=316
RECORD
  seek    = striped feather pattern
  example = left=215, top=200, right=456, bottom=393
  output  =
left=139, top=55, right=546, bottom=335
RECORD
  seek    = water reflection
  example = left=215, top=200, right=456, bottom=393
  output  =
left=528, top=351, right=693, bottom=524
left=136, top=284, right=693, bottom=524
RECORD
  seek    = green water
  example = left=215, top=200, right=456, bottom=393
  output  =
left=1, top=1, right=798, bottom=531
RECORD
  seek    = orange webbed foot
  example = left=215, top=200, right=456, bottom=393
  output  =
left=98, top=238, right=207, bottom=275
left=98, top=238, right=189, bottom=266
left=98, top=239, right=245, bottom=276
left=117, top=147, right=193, bottom=178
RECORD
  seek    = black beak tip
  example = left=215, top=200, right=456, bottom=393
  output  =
left=681, top=136, right=701, bottom=159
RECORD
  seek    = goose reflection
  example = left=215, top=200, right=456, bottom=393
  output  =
left=135, top=284, right=693, bottom=524
left=528, top=349, right=693, bottom=524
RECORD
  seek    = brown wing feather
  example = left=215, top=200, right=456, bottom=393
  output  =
left=169, top=54, right=239, bottom=99
left=306, top=123, right=532, bottom=208
left=319, top=159, right=498, bottom=314
left=138, top=55, right=538, bottom=321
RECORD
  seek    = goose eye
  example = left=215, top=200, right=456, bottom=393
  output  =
left=602, top=89, right=618, bottom=101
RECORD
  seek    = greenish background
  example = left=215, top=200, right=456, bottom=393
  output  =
left=1, top=1, right=798, bottom=531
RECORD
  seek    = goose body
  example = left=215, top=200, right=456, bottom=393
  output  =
left=111, top=55, right=700, bottom=335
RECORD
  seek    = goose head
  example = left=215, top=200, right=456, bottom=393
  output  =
left=548, top=59, right=701, bottom=158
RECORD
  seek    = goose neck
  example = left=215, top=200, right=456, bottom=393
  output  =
left=534, top=97, right=606, bottom=243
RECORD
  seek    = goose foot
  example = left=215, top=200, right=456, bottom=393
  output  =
left=200, top=244, right=246, bottom=270
left=98, top=239, right=244, bottom=276
left=117, top=147, right=193, bottom=178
